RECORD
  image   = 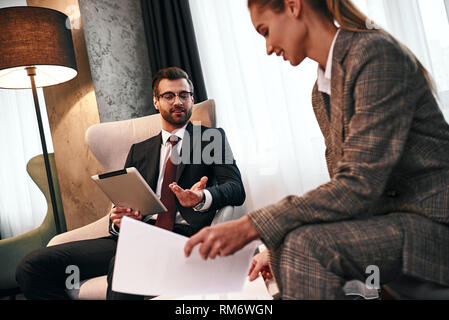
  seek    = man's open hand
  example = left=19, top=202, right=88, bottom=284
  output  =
left=169, top=176, right=208, bottom=207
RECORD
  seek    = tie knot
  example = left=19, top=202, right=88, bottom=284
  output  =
left=169, top=136, right=180, bottom=147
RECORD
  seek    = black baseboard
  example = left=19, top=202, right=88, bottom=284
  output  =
left=0, top=287, right=21, bottom=300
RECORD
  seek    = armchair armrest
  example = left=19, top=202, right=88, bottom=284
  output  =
left=47, top=214, right=111, bottom=247
left=211, top=206, right=244, bottom=225
left=48, top=204, right=242, bottom=247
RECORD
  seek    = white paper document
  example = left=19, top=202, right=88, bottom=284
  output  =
left=152, top=276, right=273, bottom=300
left=112, top=217, right=260, bottom=297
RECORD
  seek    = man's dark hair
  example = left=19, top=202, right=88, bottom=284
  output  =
left=152, top=67, right=194, bottom=96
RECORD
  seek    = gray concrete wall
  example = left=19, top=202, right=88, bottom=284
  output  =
left=79, top=0, right=155, bottom=122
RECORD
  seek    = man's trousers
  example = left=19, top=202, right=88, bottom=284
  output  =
left=16, top=223, right=195, bottom=300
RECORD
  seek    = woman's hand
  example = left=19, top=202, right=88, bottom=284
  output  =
left=248, top=250, right=272, bottom=281
left=109, top=206, right=142, bottom=228
left=184, top=215, right=260, bottom=259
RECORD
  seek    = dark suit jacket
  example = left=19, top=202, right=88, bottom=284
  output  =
left=249, top=29, right=449, bottom=286
left=109, top=122, right=245, bottom=234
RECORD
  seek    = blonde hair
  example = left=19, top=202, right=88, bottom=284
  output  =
left=248, top=0, right=436, bottom=93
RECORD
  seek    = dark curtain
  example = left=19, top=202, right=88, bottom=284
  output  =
left=141, top=0, right=208, bottom=103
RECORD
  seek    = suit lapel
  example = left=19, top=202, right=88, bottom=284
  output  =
left=312, top=84, right=331, bottom=144
left=312, top=30, right=356, bottom=164
left=329, top=30, right=356, bottom=156
left=330, top=61, right=345, bottom=155
left=146, top=133, right=162, bottom=190
left=176, top=122, right=195, bottom=181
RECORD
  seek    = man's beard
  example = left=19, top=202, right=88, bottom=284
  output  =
left=161, top=106, right=192, bottom=126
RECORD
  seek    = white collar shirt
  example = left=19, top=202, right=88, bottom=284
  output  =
left=144, top=122, right=212, bottom=224
left=317, top=29, right=340, bottom=96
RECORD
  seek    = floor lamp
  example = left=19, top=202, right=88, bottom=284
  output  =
left=0, top=7, right=78, bottom=234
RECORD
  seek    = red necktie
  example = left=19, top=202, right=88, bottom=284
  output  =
left=155, top=136, right=180, bottom=231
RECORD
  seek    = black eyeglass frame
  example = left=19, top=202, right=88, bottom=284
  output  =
left=154, top=91, right=194, bottom=101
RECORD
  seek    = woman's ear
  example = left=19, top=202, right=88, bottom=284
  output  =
left=284, top=0, right=302, bottom=18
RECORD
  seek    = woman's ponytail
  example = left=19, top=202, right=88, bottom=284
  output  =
left=325, top=0, right=369, bottom=31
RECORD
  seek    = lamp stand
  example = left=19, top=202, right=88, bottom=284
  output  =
left=26, top=67, right=62, bottom=234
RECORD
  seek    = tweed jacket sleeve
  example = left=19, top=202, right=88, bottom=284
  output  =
left=248, top=33, right=424, bottom=250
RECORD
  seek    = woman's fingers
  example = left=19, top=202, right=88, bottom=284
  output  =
left=208, top=240, right=222, bottom=260
left=198, top=235, right=214, bottom=260
left=247, top=250, right=272, bottom=281
left=248, top=258, right=265, bottom=281
left=248, top=259, right=257, bottom=276
left=185, top=228, right=208, bottom=257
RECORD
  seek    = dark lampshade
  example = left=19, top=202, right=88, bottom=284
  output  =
left=0, top=6, right=78, bottom=89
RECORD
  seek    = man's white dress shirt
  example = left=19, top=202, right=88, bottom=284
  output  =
left=143, top=123, right=213, bottom=225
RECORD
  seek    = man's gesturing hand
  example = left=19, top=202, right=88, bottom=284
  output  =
left=184, top=215, right=260, bottom=260
left=169, top=176, right=208, bottom=207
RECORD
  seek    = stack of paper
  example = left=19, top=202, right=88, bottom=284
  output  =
left=112, top=217, right=270, bottom=299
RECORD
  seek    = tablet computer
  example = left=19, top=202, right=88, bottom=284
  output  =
left=91, top=167, right=167, bottom=216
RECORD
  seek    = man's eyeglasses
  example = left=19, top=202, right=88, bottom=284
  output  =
left=155, top=91, right=193, bottom=103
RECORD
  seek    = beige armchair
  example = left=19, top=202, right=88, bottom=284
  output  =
left=0, top=153, right=65, bottom=299
left=47, top=99, right=243, bottom=299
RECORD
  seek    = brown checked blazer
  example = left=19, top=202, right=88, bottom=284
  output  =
left=248, top=29, right=449, bottom=286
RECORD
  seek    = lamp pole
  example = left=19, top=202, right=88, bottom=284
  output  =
left=445, top=0, right=449, bottom=25
left=26, top=66, right=62, bottom=234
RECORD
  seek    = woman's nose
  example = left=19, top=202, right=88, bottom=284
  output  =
left=266, top=44, right=274, bottom=56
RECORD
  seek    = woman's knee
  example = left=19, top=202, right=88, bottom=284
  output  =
left=283, top=226, right=324, bottom=254
left=282, top=225, right=339, bottom=269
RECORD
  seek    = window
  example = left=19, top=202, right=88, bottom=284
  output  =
left=190, top=0, right=449, bottom=212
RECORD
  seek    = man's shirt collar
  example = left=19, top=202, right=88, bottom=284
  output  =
left=161, top=122, right=189, bottom=145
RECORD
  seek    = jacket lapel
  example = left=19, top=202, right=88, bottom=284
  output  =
left=311, top=29, right=356, bottom=168
left=330, top=61, right=344, bottom=156
left=329, top=30, right=356, bottom=156
left=176, top=122, right=194, bottom=181
left=312, top=84, right=331, bottom=143
left=146, top=133, right=162, bottom=190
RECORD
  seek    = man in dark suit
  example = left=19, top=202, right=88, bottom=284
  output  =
left=15, top=67, right=245, bottom=300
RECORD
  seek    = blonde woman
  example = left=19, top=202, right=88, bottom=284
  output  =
left=184, top=0, right=449, bottom=299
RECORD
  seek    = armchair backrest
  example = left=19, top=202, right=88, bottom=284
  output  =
left=85, top=99, right=216, bottom=171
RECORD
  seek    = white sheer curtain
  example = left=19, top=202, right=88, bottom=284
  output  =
left=189, top=0, right=449, bottom=213
left=353, top=0, right=449, bottom=119
left=189, top=0, right=328, bottom=213
left=0, top=87, right=52, bottom=239
left=0, top=0, right=53, bottom=240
